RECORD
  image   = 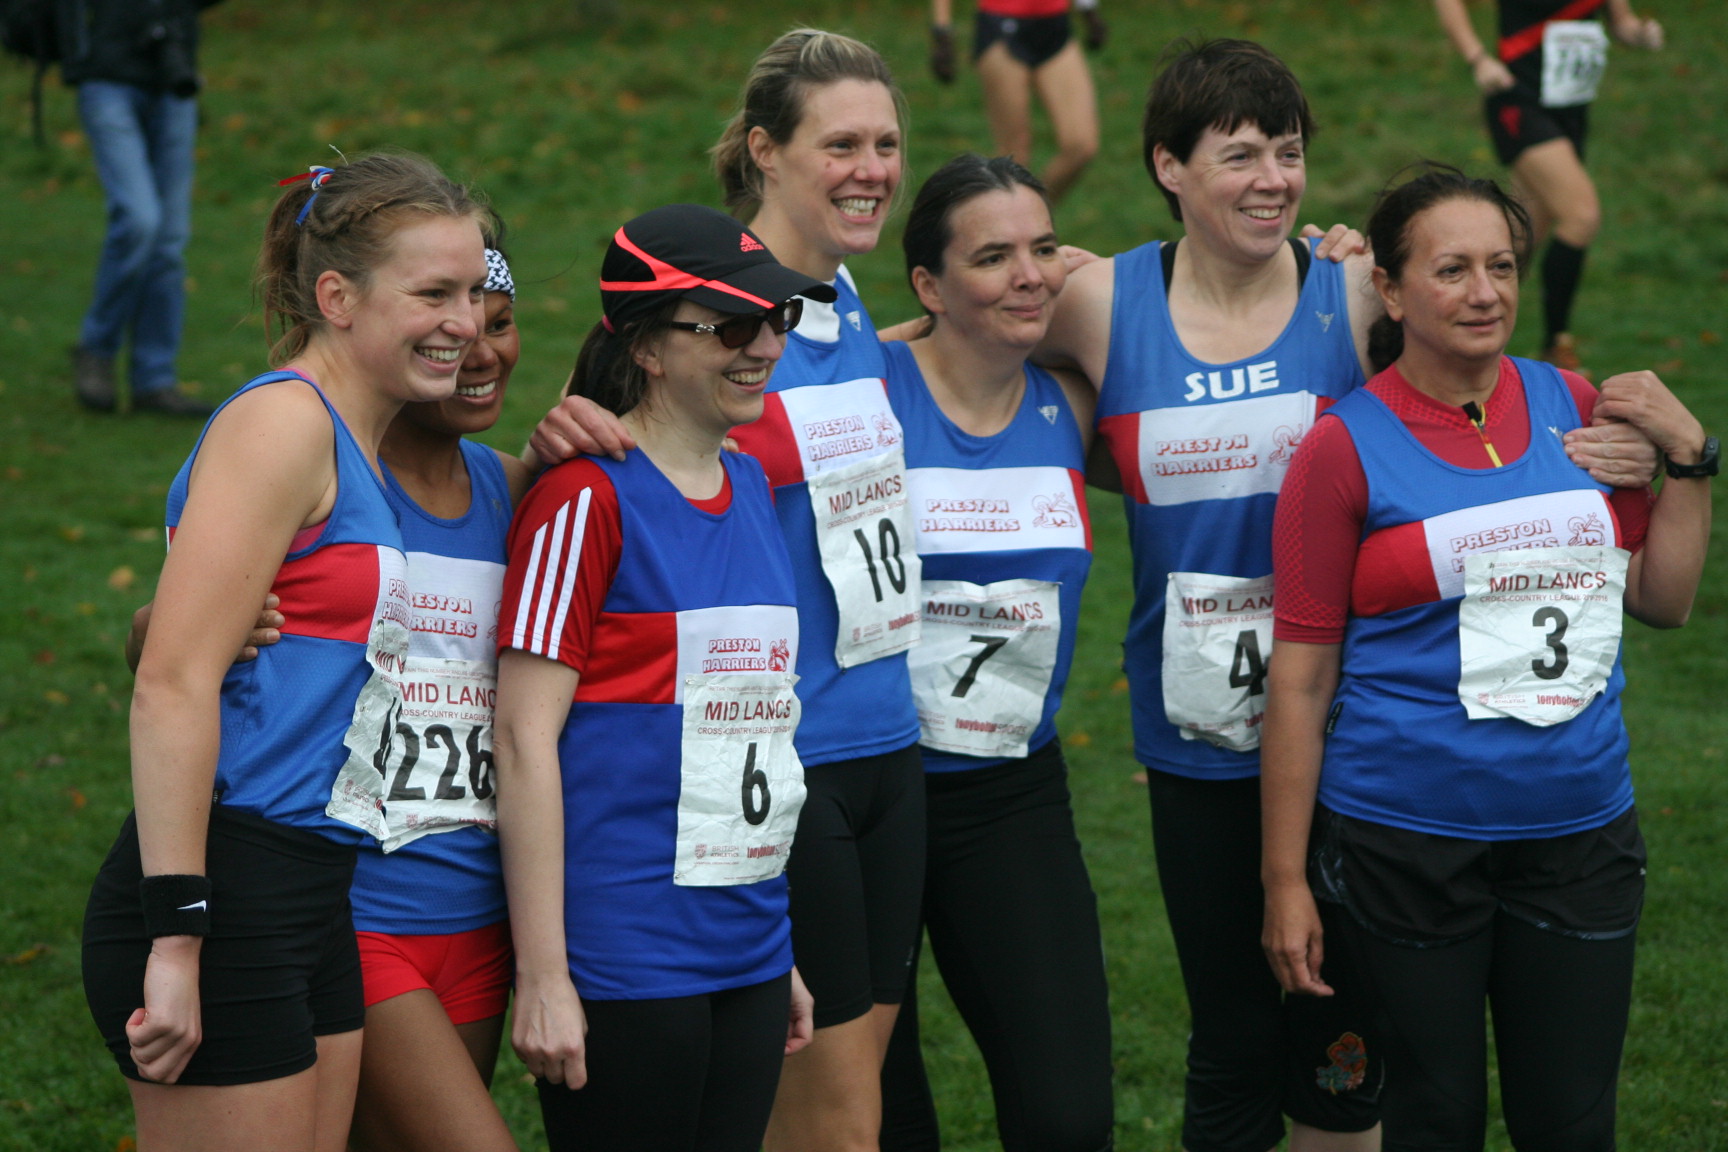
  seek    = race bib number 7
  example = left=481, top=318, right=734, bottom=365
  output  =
left=1458, top=546, right=1627, bottom=726
left=808, top=450, right=922, bottom=667
left=909, top=579, right=1061, bottom=759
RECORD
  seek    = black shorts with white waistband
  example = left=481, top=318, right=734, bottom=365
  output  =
left=83, top=805, right=363, bottom=1085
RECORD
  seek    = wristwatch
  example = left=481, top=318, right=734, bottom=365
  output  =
left=1664, top=435, right=1719, bottom=479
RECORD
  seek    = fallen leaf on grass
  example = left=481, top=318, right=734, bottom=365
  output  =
left=1068, top=731, right=1093, bottom=748
left=32, top=649, right=54, bottom=665
left=67, top=787, right=87, bottom=809
left=116, top=1138, right=137, bottom=1152
left=7, top=944, right=49, bottom=965
left=44, top=690, right=70, bottom=706
left=1111, top=677, right=1129, bottom=694
left=59, top=524, right=85, bottom=543
left=34, top=754, right=65, bottom=769
left=108, top=566, right=136, bottom=591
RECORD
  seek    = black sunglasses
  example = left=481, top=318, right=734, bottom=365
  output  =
left=666, top=298, right=804, bottom=349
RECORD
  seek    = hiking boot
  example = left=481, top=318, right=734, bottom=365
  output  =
left=133, top=387, right=215, bottom=418
left=1541, top=333, right=1590, bottom=380
left=71, top=346, right=117, bottom=411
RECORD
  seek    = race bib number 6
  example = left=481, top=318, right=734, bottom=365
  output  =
left=1458, top=545, right=1627, bottom=726
left=808, top=450, right=922, bottom=667
left=1161, top=571, right=1274, bottom=752
left=675, top=673, right=807, bottom=886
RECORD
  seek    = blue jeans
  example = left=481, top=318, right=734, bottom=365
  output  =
left=77, top=81, right=198, bottom=397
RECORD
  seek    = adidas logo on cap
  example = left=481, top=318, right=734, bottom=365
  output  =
left=740, top=233, right=765, bottom=252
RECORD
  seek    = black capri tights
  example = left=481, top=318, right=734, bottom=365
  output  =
left=537, top=973, right=791, bottom=1152
left=881, top=740, right=1114, bottom=1152
left=1335, top=912, right=1635, bottom=1152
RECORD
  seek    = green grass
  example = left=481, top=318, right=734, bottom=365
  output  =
left=2, top=1, right=1725, bottom=1148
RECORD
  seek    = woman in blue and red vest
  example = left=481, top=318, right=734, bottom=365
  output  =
left=1433, top=0, right=1664, bottom=374
left=493, top=204, right=834, bottom=1151
left=1262, top=165, right=1712, bottom=1150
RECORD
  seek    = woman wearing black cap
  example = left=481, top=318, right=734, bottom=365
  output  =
left=491, top=204, right=834, bottom=1151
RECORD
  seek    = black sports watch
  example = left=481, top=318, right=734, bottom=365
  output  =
left=1664, top=435, right=1719, bottom=479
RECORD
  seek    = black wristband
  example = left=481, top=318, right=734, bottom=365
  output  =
left=140, top=874, right=212, bottom=938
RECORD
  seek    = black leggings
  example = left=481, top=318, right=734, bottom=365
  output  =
left=880, top=741, right=1114, bottom=1152
left=536, top=973, right=790, bottom=1152
left=1335, top=910, right=1635, bottom=1151
left=1148, top=770, right=1380, bottom=1152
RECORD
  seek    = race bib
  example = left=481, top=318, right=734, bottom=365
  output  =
left=328, top=548, right=414, bottom=839
left=808, top=450, right=922, bottom=667
left=1161, top=571, right=1274, bottom=752
left=369, top=656, right=498, bottom=852
left=1458, top=546, right=1626, bottom=726
left=675, top=673, right=806, bottom=886
left=1541, top=20, right=1608, bottom=107
left=909, top=579, right=1061, bottom=759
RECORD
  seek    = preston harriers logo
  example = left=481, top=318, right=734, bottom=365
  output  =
left=1032, top=492, right=1079, bottom=529
left=1267, top=424, right=1304, bottom=467
left=1567, top=512, right=1607, bottom=547
left=769, top=638, right=790, bottom=672
left=873, top=412, right=901, bottom=448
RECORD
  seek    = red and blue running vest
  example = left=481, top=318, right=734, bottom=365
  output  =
left=729, top=270, right=921, bottom=766
left=1095, top=239, right=1364, bottom=778
left=165, top=371, right=406, bottom=842
left=503, top=449, right=800, bottom=999
left=1319, top=358, right=1632, bottom=839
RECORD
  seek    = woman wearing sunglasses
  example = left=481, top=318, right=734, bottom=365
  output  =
left=492, top=204, right=826, bottom=1151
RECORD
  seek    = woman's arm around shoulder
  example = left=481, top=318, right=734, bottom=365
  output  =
left=1593, top=370, right=1712, bottom=627
left=1035, top=254, right=1115, bottom=387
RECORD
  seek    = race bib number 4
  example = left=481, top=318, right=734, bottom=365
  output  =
left=676, top=674, right=806, bottom=886
left=329, top=548, right=414, bottom=840
left=1459, top=546, right=1627, bottom=726
left=909, top=579, right=1061, bottom=759
left=1541, top=20, right=1608, bottom=107
left=1161, top=571, right=1274, bottom=752
left=809, top=450, right=922, bottom=667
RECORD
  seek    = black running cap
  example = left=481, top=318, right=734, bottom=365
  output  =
left=599, top=204, right=836, bottom=332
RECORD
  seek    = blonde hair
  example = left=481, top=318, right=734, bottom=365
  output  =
left=257, top=152, right=487, bottom=364
left=710, top=28, right=906, bottom=221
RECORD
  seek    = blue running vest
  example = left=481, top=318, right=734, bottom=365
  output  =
left=350, top=440, right=513, bottom=934
left=728, top=270, right=921, bottom=766
left=1095, top=239, right=1364, bottom=777
left=884, top=341, right=1093, bottom=772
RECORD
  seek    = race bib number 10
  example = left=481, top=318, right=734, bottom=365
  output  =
left=676, top=674, right=807, bottom=886
left=1161, top=571, right=1274, bottom=752
left=808, top=450, right=923, bottom=667
left=909, top=579, right=1061, bottom=759
left=1458, top=546, right=1627, bottom=726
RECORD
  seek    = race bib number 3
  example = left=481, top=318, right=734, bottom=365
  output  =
left=676, top=674, right=807, bottom=886
left=809, top=450, right=922, bottom=667
left=1161, top=571, right=1274, bottom=752
left=909, top=579, right=1061, bottom=759
left=1458, top=546, right=1627, bottom=726
left=1541, top=20, right=1608, bottom=108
